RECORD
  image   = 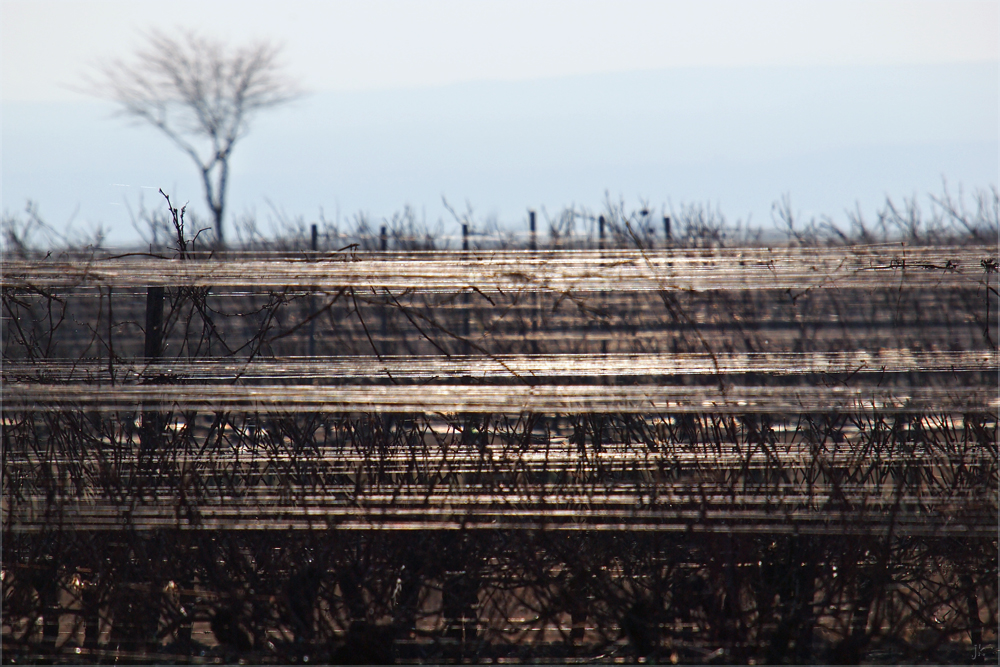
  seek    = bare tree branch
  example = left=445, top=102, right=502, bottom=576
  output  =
left=92, top=29, right=302, bottom=246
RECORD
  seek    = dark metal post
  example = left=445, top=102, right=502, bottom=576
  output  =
left=529, top=210, right=539, bottom=330
left=461, top=223, right=471, bottom=340
left=309, top=224, right=318, bottom=359
left=529, top=210, right=536, bottom=251
left=663, top=216, right=671, bottom=246
left=141, top=286, right=165, bottom=477
left=598, top=216, right=608, bottom=351
left=379, top=226, right=389, bottom=339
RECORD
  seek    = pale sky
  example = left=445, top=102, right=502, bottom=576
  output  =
left=2, top=1, right=998, bottom=246
left=3, top=0, right=998, bottom=102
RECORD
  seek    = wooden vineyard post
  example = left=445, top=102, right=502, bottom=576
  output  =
left=144, top=287, right=164, bottom=361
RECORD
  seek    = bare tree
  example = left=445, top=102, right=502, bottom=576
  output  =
left=95, top=30, right=301, bottom=245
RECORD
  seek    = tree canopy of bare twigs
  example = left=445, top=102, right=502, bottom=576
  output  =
left=94, top=29, right=301, bottom=246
